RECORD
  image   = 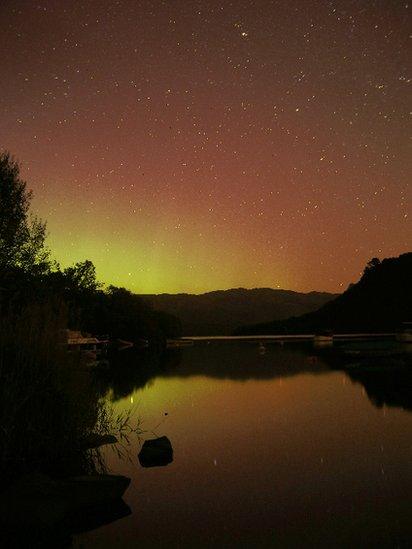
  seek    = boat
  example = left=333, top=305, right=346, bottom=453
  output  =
left=111, top=338, right=135, bottom=351
left=134, top=338, right=149, bottom=349
left=397, top=322, right=412, bottom=343
left=166, top=339, right=194, bottom=348
left=67, top=330, right=99, bottom=350
left=258, top=342, right=266, bottom=354
left=313, top=330, right=333, bottom=346
left=64, top=329, right=108, bottom=364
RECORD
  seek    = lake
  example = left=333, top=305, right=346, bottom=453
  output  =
left=75, top=342, right=412, bottom=548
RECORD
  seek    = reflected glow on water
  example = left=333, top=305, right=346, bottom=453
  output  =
left=76, top=343, right=412, bottom=548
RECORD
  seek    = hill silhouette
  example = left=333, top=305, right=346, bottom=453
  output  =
left=140, top=288, right=336, bottom=336
left=236, top=253, right=412, bottom=335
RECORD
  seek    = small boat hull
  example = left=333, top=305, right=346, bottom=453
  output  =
left=166, top=339, right=194, bottom=348
left=313, top=335, right=333, bottom=347
left=397, top=333, right=412, bottom=343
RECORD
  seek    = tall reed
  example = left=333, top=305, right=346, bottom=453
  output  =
left=0, top=300, right=108, bottom=479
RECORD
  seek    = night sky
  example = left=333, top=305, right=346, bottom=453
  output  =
left=1, top=0, right=410, bottom=293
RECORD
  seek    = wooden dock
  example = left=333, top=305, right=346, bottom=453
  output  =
left=181, top=333, right=398, bottom=343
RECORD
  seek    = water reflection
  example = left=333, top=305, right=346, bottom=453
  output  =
left=77, top=342, right=412, bottom=548
left=314, top=343, right=412, bottom=412
left=97, top=343, right=328, bottom=398
left=97, top=341, right=412, bottom=413
left=2, top=344, right=409, bottom=548
left=345, top=368, right=412, bottom=411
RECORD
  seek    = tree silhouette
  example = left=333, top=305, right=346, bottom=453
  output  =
left=64, top=260, right=100, bottom=291
left=0, top=152, right=50, bottom=274
left=236, top=253, right=412, bottom=334
left=364, top=257, right=381, bottom=274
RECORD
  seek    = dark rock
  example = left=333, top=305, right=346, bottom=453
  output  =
left=0, top=473, right=67, bottom=529
left=0, top=473, right=131, bottom=530
left=138, top=436, right=173, bottom=468
left=67, top=498, right=131, bottom=535
left=61, top=474, right=131, bottom=507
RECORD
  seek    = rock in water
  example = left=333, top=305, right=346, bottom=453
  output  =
left=0, top=473, right=131, bottom=530
left=67, top=498, right=131, bottom=535
left=138, top=436, right=173, bottom=467
left=61, top=475, right=131, bottom=507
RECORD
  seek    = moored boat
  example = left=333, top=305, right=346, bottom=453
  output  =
left=313, top=330, right=333, bottom=346
left=64, top=329, right=108, bottom=366
left=258, top=342, right=267, bottom=354
left=397, top=322, right=412, bottom=343
left=166, top=339, right=194, bottom=348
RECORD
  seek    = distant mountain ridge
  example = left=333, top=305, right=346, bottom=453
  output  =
left=236, top=253, right=412, bottom=335
left=140, top=288, right=337, bottom=336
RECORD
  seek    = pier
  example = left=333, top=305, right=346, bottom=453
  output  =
left=181, top=333, right=398, bottom=343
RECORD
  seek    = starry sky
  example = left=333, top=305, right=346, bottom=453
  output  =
left=1, top=0, right=410, bottom=294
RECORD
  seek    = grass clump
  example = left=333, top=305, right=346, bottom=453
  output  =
left=0, top=300, right=132, bottom=482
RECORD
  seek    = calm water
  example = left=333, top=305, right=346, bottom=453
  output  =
left=76, top=343, right=412, bottom=548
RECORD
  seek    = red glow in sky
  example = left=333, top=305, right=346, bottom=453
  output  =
left=1, top=0, right=410, bottom=293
